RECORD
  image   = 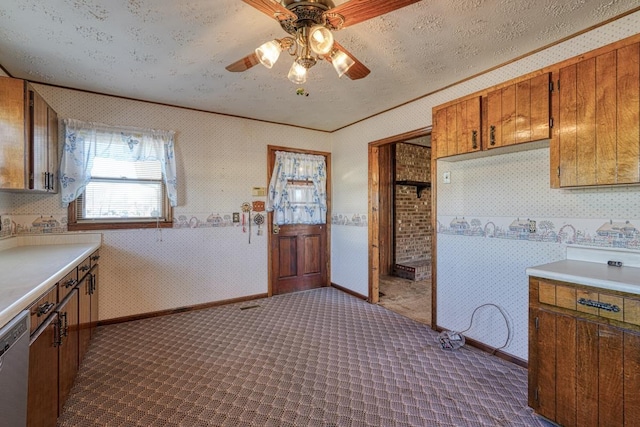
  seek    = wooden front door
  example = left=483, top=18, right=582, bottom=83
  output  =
left=271, top=223, right=327, bottom=294
left=267, top=146, right=330, bottom=296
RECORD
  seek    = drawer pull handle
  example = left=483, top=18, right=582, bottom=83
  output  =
left=37, top=302, right=55, bottom=317
left=578, top=298, right=620, bottom=313
left=65, top=279, right=78, bottom=289
left=91, top=255, right=100, bottom=261
left=79, top=265, right=90, bottom=272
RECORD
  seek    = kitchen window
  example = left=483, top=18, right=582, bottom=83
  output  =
left=60, top=119, right=177, bottom=230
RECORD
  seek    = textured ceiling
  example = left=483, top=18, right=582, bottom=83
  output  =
left=1, top=1, right=639, bottom=132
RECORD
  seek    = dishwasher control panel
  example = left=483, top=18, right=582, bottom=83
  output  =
left=0, top=312, right=29, bottom=357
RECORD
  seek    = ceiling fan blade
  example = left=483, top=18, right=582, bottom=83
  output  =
left=225, top=53, right=260, bottom=72
left=241, top=0, right=296, bottom=21
left=332, top=41, right=371, bottom=80
left=329, top=0, right=421, bottom=28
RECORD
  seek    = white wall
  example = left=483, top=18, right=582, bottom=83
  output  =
left=330, top=11, right=640, bottom=361
left=6, top=85, right=330, bottom=320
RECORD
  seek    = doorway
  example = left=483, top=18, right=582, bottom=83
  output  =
left=267, top=145, right=331, bottom=296
left=368, top=129, right=435, bottom=326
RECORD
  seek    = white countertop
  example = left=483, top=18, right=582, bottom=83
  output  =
left=526, top=245, right=640, bottom=295
left=526, top=260, right=640, bottom=295
left=0, top=234, right=102, bottom=329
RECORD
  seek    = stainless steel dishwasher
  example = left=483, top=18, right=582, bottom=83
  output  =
left=0, top=310, right=30, bottom=426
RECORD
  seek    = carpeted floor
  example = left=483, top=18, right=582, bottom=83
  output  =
left=58, top=287, right=547, bottom=426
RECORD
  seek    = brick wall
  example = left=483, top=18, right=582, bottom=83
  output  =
left=395, top=143, right=431, bottom=264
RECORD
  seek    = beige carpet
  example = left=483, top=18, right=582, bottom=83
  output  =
left=58, top=287, right=548, bottom=426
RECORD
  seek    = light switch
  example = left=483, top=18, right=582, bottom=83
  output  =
left=443, top=171, right=451, bottom=184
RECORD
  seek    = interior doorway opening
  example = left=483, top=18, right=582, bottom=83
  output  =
left=368, top=129, right=434, bottom=326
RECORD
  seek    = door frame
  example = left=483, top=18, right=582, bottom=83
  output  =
left=367, top=128, right=436, bottom=327
left=267, top=145, right=332, bottom=297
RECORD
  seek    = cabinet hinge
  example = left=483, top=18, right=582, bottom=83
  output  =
left=557, top=167, right=560, bottom=177
left=535, top=317, right=539, bottom=330
left=557, top=80, right=560, bottom=91
left=549, top=117, right=554, bottom=128
left=535, top=387, right=539, bottom=402
left=549, top=81, right=554, bottom=92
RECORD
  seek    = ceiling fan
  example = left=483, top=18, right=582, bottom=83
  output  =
left=226, top=0, right=421, bottom=83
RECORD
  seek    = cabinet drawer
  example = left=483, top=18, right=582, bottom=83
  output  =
left=29, top=286, right=57, bottom=334
left=77, top=256, right=91, bottom=279
left=58, top=269, right=78, bottom=301
left=538, top=280, right=640, bottom=326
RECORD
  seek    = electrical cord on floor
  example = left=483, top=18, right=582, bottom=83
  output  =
left=458, top=303, right=512, bottom=354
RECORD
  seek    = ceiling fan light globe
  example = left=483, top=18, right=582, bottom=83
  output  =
left=288, top=61, right=308, bottom=84
left=331, top=50, right=355, bottom=78
left=308, top=25, right=334, bottom=55
left=255, top=40, right=282, bottom=69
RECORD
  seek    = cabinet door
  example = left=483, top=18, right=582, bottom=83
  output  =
left=487, top=73, right=550, bottom=149
left=530, top=308, right=639, bottom=426
left=58, top=289, right=79, bottom=413
left=47, top=105, right=58, bottom=193
left=529, top=308, right=558, bottom=422
left=433, top=107, right=449, bottom=158
left=625, top=330, right=640, bottom=424
left=598, top=324, right=624, bottom=427
left=90, top=264, right=99, bottom=334
left=432, top=97, right=481, bottom=158
left=28, top=84, right=58, bottom=193
left=78, top=273, right=91, bottom=364
left=0, top=76, right=27, bottom=189
left=29, top=86, right=49, bottom=191
left=557, top=42, right=640, bottom=186
left=27, top=312, right=59, bottom=427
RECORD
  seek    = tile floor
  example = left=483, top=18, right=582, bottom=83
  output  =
left=377, top=275, right=431, bottom=325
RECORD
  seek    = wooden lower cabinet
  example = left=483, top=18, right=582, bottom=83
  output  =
left=529, top=278, right=640, bottom=426
left=57, top=288, right=79, bottom=414
left=27, top=252, right=100, bottom=424
left=27, top=312, right=59, bottom=427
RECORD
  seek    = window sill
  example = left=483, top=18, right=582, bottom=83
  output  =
left=67, top=221, right=174, bottom=231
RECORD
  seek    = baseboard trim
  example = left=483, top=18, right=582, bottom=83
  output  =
left=331, top=282, right=368, bottom=300
left=98, top=293, right=269, bottom=326
left=435, top=325, right=527, bottom=368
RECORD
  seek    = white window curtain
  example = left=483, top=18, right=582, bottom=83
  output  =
left=59, top=119, right=177, bottom=207
left=266, top=151, right=327, bottom=225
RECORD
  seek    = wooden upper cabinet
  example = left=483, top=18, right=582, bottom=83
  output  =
left=0, top=77, right=27, bottom=189
left=554, top=42, right=640, bottom=187
left=0, top=76, right=58, bottom=192
left=433, top=96, right=481, bottom=158
left=486, top=72, right=551, bottom=149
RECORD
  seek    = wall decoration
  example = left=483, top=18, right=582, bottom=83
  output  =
left=438, top=217, right=640, bottom=250
left=331, top=213, right=368, bottom=227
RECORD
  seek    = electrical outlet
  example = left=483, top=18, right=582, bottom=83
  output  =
left=443, top=171, right=451, bottom=184
left=529, top=220, right=536, bottom=233
left=232, top=212, right=240, bottom=223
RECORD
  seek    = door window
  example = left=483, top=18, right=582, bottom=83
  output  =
left=266, top=151, right=327, bottom=225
